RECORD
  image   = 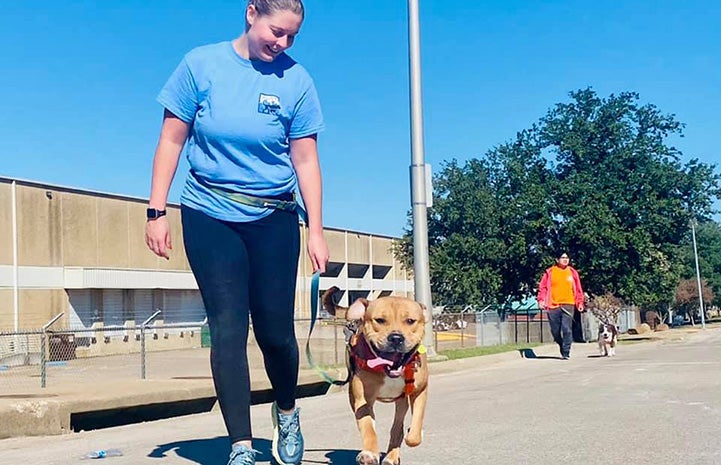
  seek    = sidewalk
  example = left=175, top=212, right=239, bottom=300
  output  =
left=0, top=334, right=347, bottom=440
left=0, top=323, right=707, bottom=440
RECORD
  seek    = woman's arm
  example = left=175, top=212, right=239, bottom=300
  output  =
left=290, top=134, right=328, bottom=273
left=537, top=269, right=550, bottom=309
left=145, top=110, right=191, bottom=259
left=571, top=268, right=585, bottom=310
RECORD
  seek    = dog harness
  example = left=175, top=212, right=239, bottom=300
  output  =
left=302, top=279, right=425, bottom=395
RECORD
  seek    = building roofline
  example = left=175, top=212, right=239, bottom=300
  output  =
left=0, top=175, right=401, bottom=239
left=0, top=175, right=179, bottom=207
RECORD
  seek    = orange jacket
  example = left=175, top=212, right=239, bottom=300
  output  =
left=536, top=265, right=584, bottom=309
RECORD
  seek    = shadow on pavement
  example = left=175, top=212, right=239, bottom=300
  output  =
left=150, top=437, right=272, bottom=464
left=306, top=447, right=359, bottom=464
left=149, top=438, right=358, bottom=464
left=518, top=348, right=563, bottom=360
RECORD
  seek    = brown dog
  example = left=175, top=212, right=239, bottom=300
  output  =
left=323, top=288, right=429, bottom=465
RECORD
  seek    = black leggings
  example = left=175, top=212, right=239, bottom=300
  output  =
left=181, top=205, right=300, bottom=443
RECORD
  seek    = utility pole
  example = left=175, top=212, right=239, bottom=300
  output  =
left=690, top=220, right=706, bottom=328
left=407, top=0, right=435, bottom=354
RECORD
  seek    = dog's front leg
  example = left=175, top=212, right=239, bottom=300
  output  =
left=405, top=386, right=427, bottom=447
left=382, top=397, right=409, bottom=465
left=350, top=376, right=381, bottom=464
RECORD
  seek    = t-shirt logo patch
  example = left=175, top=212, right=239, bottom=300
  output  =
left=258, top=93, right=281, bottom=115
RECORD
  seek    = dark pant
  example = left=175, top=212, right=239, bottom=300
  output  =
left=181, top=205, right=300, bottom=443
left=572, top=308, right=586, bottom=343
left=548, top=305, right=574, bottom=357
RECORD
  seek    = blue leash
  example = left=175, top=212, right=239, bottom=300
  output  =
left=305, top=271, right=351, bottom=386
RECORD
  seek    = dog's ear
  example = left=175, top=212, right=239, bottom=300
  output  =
left=347, top=298, right=369, bottom=320
left=418, top=302, right=429, bottom=322
left=322, top=286, right=343, bottom=316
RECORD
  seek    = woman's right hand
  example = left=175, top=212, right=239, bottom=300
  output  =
left=145, top=217, right=172, bottom=259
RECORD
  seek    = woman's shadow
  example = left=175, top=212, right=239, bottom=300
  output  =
left=149, top=437, right=358, bottom=464
left=518, top=348, right=564, bottom=360
left=149, top=437, right=270, bottom=464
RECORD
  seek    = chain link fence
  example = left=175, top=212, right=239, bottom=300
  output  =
left=1, top=304, right=634, bottom=395
left=431, top=304, right=555, bottom=351
left=429, top=304, right=634, bottom=352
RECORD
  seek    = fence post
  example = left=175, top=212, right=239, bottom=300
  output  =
left=40, top=312, right=64, bottom=388
left=40, top=331, right=46, bottom=388
left=526, top=309, right=530, bottom=344
left=498, top=309, right=503, bottom=345
left=480, top=312, right=485, bottom=347
left=334, top=317, right=339, bottom=366
left=24, top=333, right=30, bottom=365
left=140, top=310, right=162, bottom=380
left=540, top=310, right=544, bottom=344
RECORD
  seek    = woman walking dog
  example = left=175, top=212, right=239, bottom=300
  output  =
left=145, top=1, right=328, bottom=464
left=537, top=252, right=585, bottom=360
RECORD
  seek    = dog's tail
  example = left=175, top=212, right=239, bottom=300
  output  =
left=322, top=286, right=346, bottom=316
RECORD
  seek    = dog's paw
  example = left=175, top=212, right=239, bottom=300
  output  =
left=356, top=450, right=380, bottom=465
left=405, top=428, right=423, bottom=447
left=381, top=458, right=400, bottom=465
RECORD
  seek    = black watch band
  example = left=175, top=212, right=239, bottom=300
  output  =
left=146, top=208, right=167, bottom=220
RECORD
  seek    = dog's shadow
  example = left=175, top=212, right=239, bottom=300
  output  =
left=149, top=437, right=358, bottom=464
left=518, top=348, right=564, bottom=360
left=307, top=448, right=362, bottom=464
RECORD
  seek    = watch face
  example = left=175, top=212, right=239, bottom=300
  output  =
left=147, top=208, right=161, bottom=219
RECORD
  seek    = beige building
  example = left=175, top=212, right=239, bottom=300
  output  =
left=0, top=176, right=413, bottom=334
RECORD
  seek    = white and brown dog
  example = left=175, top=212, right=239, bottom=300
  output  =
left=598, top=322, right=619, bottom=356
left=323, top=287, right=428, bottom=465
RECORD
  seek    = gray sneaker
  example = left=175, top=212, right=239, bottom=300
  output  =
left=271, top=402, right=304, bottom=465
left=227, top=444, right=259, bottom=465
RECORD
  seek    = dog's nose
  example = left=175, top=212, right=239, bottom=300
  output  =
left=387, top=332, right=405, bottom=347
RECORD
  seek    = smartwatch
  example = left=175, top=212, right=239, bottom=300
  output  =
left=146, top=208, right=167, bottom=220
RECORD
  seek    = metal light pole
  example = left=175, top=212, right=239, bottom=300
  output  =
left=407, top=0, right=435, bottom=354
left=690, top=220, right=706, bottom=328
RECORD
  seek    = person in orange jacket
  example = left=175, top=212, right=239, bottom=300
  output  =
left=537, top=251, right=585, bottom=359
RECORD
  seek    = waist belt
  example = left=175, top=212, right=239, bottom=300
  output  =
left=194, top=173, right=302, bottom=216
left=209, top=187, right=298, bottom=213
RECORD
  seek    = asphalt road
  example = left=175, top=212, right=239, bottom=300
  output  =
left=1, top=327, right=720, bottom=464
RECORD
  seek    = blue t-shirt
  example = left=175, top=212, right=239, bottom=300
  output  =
left=157, top=41, right=324, bottom=222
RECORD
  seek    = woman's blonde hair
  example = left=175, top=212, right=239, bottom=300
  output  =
left=248, top=0, right=304, bottom=19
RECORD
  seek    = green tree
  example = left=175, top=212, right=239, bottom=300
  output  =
left=395, top=89, right=721, bottom=309
left=540, top=89, right=720, bottom=307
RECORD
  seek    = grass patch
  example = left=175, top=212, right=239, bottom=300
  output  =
left=439, top=343, right=542, bottom=360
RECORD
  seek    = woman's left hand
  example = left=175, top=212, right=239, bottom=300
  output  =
left=307, top=230, right=329, bottom=273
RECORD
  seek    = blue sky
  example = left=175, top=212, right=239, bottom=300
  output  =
left=1, top=1, right=719, bottom=237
